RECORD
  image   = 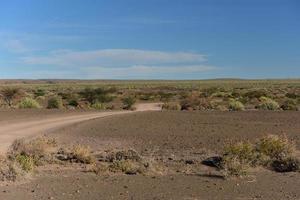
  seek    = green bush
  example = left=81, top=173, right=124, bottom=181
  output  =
left=68, top=99, right=79, bottom=107
left=47, top=97, right=63, bottom=109
left=257, top=97, right=279, bottom=110
left=80, top=88, right=115, bottom=104
left=228, top=99, right=244, bottom=111
left=122, top=96, right=136, bottom=110
left=34, top=89, right=46, bottom=97
left=18, top=98, right=41, bottom=109
left=15, top=154, right=35, bottom=172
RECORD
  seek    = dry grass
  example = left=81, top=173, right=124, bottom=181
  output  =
left=257, top=97, right=280, bottom=110
left=221, top=141, right=257, bottom=176
left=162, top=102, right=181, bottom=110
left=256, top=134, right=295, bottom=160
left=109, top=160, right=141, bottom=175
left=228, top=99, right=245, bottom=111
left=9, top=136, right=56, bottom=159
left=220, top=134, right=299, bottom=176
left=71, top=145, right=95, bottom=164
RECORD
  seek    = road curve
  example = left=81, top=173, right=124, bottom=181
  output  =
left=0, top=103, right=162, bottom=153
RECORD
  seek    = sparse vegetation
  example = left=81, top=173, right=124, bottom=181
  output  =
left=47, top=96, right=63, bottom=109
left=71, top=145, right=95, bottom=164
left=257, top=97, right=280, bottom=110
left=68, top=99, right=79, bottom=107
left=219, top=135, right=299, bottom=177
left=228, top=99, right=245, bottom=111
left=15, top=154, right=35, bottom=172
left=0, top=87, right=20, bottom=107
left=18, top=97, right=41, bottom=109
left=162, top=102, right=181, bottom=110
left=34, top=89, right=46, bottom=97
left=0, top=80, right=299, bottom=111
left=109, top=160, right=138, bottom=174
left=281, top=99, right=298, bottom=111
left=80, top=88, right=115, bottom=104
left=122, top=96, right=136, bottom=110
left=256, top=134, right=295, bottom=160
left=221, top=141, right=257, bottom=176
left=91, top=102, right=105, bottom=110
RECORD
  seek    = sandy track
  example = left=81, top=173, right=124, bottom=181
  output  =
left=0, top=103, right=162, bottom=153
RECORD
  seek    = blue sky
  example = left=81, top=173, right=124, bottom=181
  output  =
left=0, top=0, right=299, bottom=79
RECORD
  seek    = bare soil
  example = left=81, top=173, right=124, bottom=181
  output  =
left=0, top=110, right=300, bottom=199
left=0, top=103, right=161, bottom=153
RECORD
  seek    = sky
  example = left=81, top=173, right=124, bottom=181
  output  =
left=0, top=0, right=299, bottom=80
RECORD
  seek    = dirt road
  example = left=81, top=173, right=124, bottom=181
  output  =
left=0, top=103, right=162, bottom=153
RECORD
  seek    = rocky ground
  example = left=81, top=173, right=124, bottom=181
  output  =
left=0, top=110, right=300, bottom=199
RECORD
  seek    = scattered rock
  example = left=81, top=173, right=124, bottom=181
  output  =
left=106, top=150, right=141, bottom=162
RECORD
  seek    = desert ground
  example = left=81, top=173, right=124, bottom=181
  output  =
left=0, top=80, right=299, bottom=200
left=0, top=109, right=299, bottom=199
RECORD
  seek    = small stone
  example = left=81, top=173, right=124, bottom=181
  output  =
left=185, top=160, right=195, bottom=165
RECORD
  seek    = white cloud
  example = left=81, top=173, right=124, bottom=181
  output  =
left=21, top=49, right=207, bottom=67
left=81, top=65, right=217, bottom=79
left=3, top=39, right=31, bottom=53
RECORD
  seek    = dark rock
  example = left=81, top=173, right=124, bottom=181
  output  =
left=272, top=157, right=300, bottom=172
left=185, top=160, right=195, bottom=165
left=201, top=156, right=223, bottom=168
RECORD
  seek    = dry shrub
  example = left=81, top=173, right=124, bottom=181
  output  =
left=106, top=149, right=142, bottom=162
left=223, top=142, right=257, bottom=164
left=0, top=161, right=24, bottom=182
left=281, top=99, right=298, bottom=111
left=215, top=105, right=229, bottom=111
left=221, top=142, right=257, bottom=176
left=105, top=149, right=150, bottom=175
left=47, top=96, right=63, bottom=109
left=219, top=134, right=299, bottom=176
left=162, top=102, right=181, bottom=110
left=9, top=137, right=56, bottom=159
left=180, top=94, right=212, bottom=111
left=86, top=163, right=109, bottom=175
left=122, top=96, right=136, bottom=110
left=109, top=160, right=142, bottom=175
left=71, top=145, right=95, bottom=164
left=243, top=89, right=268, bottom=99
left=18, top=97, right=41, bottom=109
left=8, top=137, right=57, bottom=170
left=257, top=96, right=279, bottom=110
left=228, top=99, right=245, bottom=111
left=256, top=134, right=295, bottom=160
left=221, top=156, right=249, bottom=176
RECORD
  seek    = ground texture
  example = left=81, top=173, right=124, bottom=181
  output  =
left=0, top=110, right=300, bottom=199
